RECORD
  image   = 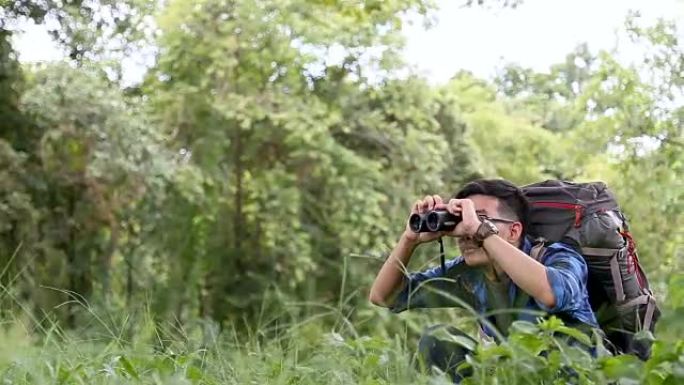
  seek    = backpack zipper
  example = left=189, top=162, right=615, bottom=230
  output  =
left=533, top=201, right=584, bottom=227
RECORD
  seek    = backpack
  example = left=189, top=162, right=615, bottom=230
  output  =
left=522, top=180, right=660, bottom=360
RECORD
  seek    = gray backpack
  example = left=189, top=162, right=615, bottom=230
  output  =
left=522, top=180, right=659, bottom=360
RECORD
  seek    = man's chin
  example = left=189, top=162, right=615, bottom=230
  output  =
left=462, top=250, right=488, bottom=266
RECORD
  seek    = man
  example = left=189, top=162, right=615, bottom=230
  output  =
left=369, top=179, right=598, bottom=381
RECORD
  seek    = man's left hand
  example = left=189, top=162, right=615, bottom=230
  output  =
left=445, top=198, right=482, bottom=237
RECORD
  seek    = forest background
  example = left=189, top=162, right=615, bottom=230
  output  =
left=0, top=0, right=682, bottom=383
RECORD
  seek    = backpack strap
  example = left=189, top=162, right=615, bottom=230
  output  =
left=530, top=238, right=547, bottom=262
left=643, top=295, right=656, bottom=331
left=616, top=294, right=658, bottom=331
left=582, top=247, right=626, bottom=302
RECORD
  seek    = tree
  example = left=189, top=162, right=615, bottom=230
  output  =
left=1, top=64, right=174, bottom=326
left=144, top=0, right=437, bottom=326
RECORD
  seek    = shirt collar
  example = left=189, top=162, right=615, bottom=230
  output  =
left=521, top=236, right=533, bottom=255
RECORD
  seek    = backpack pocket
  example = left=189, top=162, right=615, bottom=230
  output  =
left=580, top=210, right=625, bottom=249
left=613, top=294, right=660, bottom=360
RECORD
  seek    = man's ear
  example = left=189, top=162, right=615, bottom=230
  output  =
left=509, top=221, right=524, bottom=243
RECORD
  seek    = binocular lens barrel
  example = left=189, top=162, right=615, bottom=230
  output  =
left=409, top=210, right=461, bottom=233
left=427, top=211, right=459, bottom=232
left=409, top=213, right=427, bottom=232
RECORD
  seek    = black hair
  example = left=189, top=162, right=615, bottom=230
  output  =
left=454, top=179, right=530, bottom=238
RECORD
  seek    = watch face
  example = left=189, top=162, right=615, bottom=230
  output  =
left=480, top=220, right=498, bottom=238
left=474, top=220, right=498, bottom=245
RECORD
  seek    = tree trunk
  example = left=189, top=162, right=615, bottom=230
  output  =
left=233, top=129, right=244, bottom=252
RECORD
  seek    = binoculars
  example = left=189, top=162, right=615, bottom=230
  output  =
left=409, top=210, right=462, bottom=233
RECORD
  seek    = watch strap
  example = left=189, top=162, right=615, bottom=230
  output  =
left=474, top=219, right=498, bottom=245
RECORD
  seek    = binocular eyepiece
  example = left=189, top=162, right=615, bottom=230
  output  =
left=409, top=210, right=461, bottom=233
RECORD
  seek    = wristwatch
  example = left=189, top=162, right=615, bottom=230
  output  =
left=474, top=219, right=499, bottom=245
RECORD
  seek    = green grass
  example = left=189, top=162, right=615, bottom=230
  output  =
left=0, top=272, right=683, bottom=384
left=0, top=304, right=682, bottom=385
left=0, top=310, right=434, bottom=385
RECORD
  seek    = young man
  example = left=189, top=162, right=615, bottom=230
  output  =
left=369, top=179, right=598, bottom=381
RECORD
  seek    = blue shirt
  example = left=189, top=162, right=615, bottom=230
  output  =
left=390, top=237, right=598, bottom=337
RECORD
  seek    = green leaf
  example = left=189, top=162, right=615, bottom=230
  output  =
left=510, top=320, right=540, bottom=335
left=448, top=335, right=477, bottom=352
left=118, top=355, right=140, bottom=380
left=599, top=354, right=643, bottom=380
left=555, top=325, right=592, bottom=346
left=186, top=365, right=203, bottom=381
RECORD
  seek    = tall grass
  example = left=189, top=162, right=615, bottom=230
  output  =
left=0, top=251, right=681, bottom=384
left=0, top=287, right=681, bottom=384
left=0, top=301, right=439, bottom=384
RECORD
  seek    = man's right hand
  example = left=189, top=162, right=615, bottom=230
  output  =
left=402, top=194, right=447, bottom=245
left=370, top=194, right=446, bottom=307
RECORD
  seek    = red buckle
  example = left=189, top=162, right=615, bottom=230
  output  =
left=620, top=230, right=645, bottom=288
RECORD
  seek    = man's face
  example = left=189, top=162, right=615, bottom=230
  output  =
left=458, top=194, right=520, bottom=266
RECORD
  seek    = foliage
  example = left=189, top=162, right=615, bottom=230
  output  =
left=0, top=62, right=177, bottom=326
left=0, top=309, right=682, bottom=384
left=1, top=0, right=156, bottom=63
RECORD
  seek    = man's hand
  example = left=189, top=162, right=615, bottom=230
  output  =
left=403, top=194, right=447, bottom=245
left=370, top=194, right=447, bottom=307
left=444, top=198, right=482, bottom=238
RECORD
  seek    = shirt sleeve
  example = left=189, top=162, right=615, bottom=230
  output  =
left=536, top=245, right=589, bottom=314
left=389, top=257, right=478, bottom=313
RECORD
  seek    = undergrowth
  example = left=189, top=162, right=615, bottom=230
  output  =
left=0, top=305, right=682, bottom=385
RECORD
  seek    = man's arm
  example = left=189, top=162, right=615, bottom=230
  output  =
left=368, top=234, right=419, bottom=307
left=533, top=245, right=591, bottom=315
left=482, top=235, right=556, bottom=308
